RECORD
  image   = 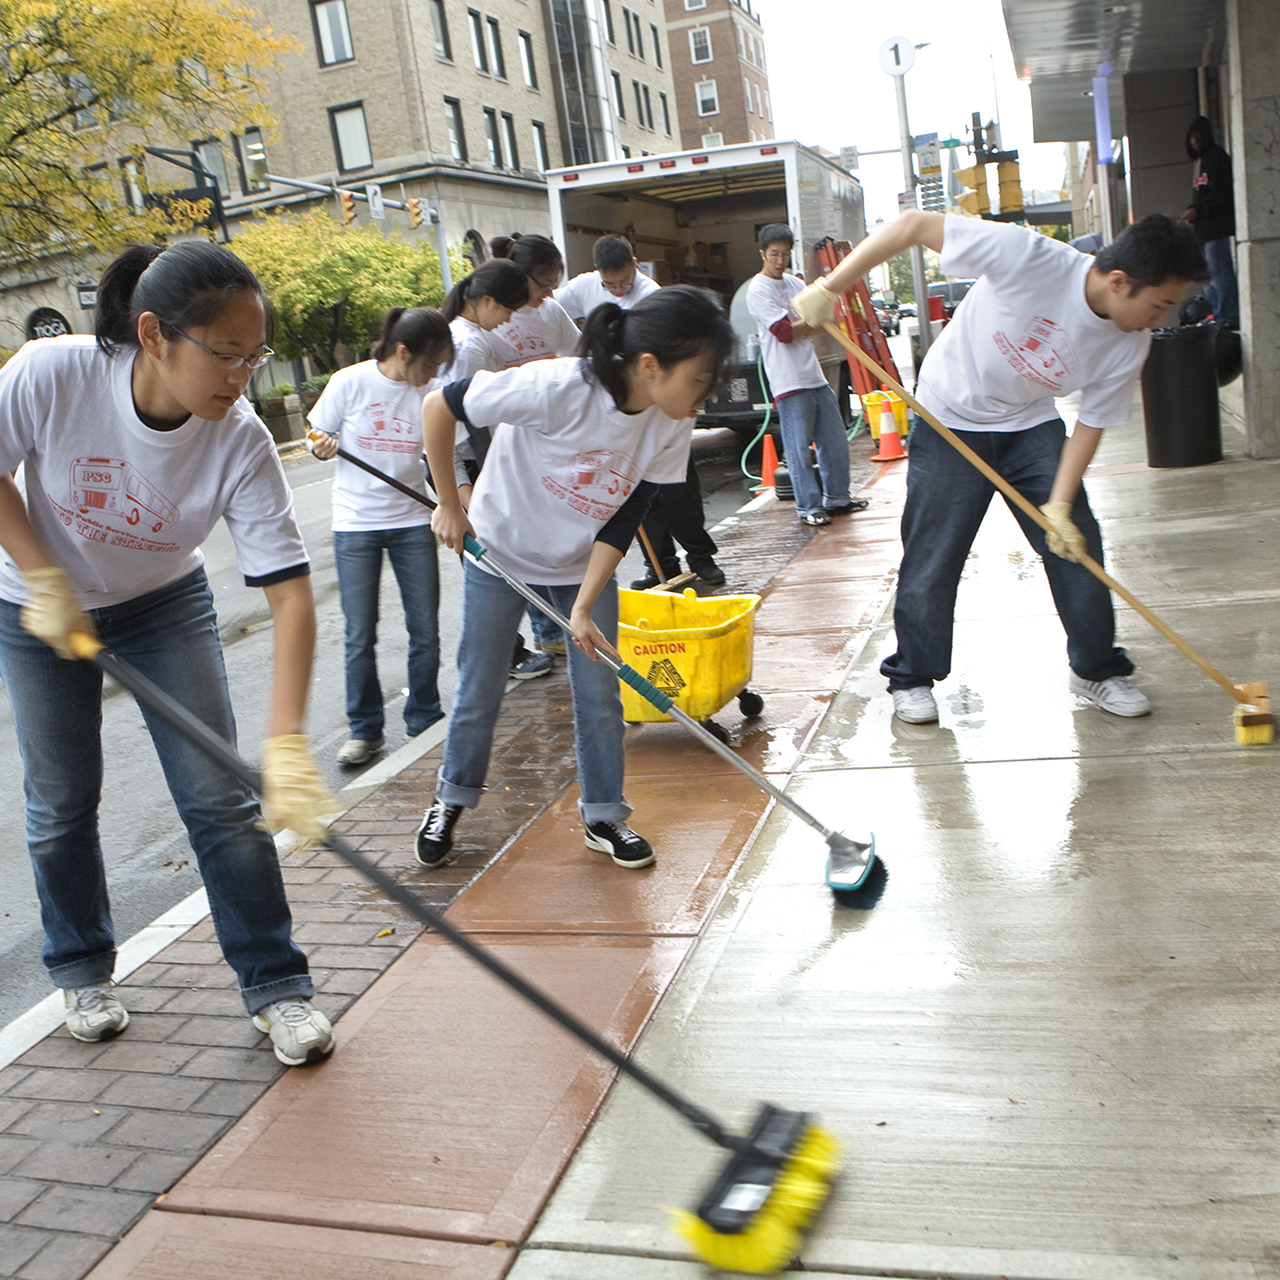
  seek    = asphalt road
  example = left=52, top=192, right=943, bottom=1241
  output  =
left=0, top=427, right=760, bottom=1029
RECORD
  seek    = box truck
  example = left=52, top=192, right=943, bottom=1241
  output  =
left=545, top=140, right=866, bottom=431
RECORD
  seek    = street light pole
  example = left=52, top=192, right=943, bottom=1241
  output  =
left=894, top=73, right=932, bottom=357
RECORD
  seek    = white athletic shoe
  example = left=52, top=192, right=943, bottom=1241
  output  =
left=892, top=686, right=938, bottom=724
left=1069, top=673, right=1151, bottom=717
left=252, top=998, right=336, bottom=1066
left=336, top=735, right=384, bottom=766
left=63, top=984, right=129, bottom=1042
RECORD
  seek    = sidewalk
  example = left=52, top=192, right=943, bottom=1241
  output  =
left=4, top=401, right=1280, bottom=1279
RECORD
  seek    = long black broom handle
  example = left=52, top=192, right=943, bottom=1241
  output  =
left=311, top=437, right=848, bottom=844
left=68, top=632, right=748, bottom=1156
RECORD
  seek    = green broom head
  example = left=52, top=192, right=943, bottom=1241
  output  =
left=670, top=1105, right=843, bottom=1274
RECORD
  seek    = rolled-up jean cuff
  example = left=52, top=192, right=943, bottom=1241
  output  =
left=241, top=974, right=316, bottom=1017
left=48, top=951, right=118, bottom=991
left=437, top=776, right=484, bottom=809
left=578, top=798, right=633, bottom=826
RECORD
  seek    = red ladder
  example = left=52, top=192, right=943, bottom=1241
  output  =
left=814, top=238, right=902, bottom=398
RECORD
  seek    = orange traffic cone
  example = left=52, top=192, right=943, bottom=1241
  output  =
left=760, top=432, right=779, bottom=488
left=870, top=422, right=906, bottom=462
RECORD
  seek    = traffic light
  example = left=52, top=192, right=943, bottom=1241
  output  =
left=996, top=159, right=1023, bottom=215
left=953, top=164, right=990, bottom=216
left=338, top=190, right=356, bottom=226
left=408, top=197, right=424, bottom=229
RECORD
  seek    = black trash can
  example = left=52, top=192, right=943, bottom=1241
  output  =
left=1140, top=324, right=1222, bottom=468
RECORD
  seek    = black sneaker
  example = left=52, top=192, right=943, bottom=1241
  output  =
left=584, top=820, right=655, bottom=868
left=686, top=554, right=726, bottom=586
left=825, top=499, right=869, bottom=515
left=415, top=800, right=463, bottom=868
left=630, top=561, right=680, bottom=590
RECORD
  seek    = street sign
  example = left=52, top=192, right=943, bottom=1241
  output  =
left=366, top=184, right=385, bottom=220
left=914, top=132, right=941, bottom=177
left=898, top=189, right=917, bottom=214
left=839, top=145, right=859, bottom=172
left=878, top=36, right=914, bottom=77
left=940, top=138, right=962, bottom=149
left=76, top=284, right=97, bottom=311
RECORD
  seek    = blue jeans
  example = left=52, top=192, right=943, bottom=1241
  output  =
left=333, top=525, right=441, bottom=740
left=527, top=601, right=563, bottom=649
left=774, top=385, right=852, bottom=517
left=1202, top=237, right=1238, bottom=327
left=439, top=560, right=629, bottom=824
left=880, top=418, right=1133, bottom=689
left=0, top=569, right=311, bottom=1013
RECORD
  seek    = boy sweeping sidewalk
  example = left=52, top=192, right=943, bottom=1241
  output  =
left=792, top=211, right=1208, bottom=724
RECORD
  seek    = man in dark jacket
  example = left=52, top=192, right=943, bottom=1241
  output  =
left=1183, top=115, right=1238, bottom=328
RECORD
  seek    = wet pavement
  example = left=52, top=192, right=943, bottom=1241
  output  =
left=3, top=397, right=1279, bottom=1279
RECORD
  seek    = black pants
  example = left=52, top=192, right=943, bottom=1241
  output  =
left=640, top=458, right=717, bottom=572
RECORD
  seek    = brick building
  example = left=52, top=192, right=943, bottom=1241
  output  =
left=661, top=0, right=772, bottom=151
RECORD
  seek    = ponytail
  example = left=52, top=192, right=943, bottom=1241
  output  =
left=442, top=259, right=531, bottom=321
left=369, top=306, right=453, bottom=362
left=502, top=233, right=564, bottom=279
left=579, top=285, right=734, bottom=411
left=94, top=240, right=270, bottom=357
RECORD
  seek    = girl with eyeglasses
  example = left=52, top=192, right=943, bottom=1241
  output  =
left=0, top=239, right=337, bottom=1067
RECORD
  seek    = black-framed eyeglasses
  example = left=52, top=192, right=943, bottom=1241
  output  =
left=172, top=326, right=274, bottom=372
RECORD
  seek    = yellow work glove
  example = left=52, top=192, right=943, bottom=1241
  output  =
left=1039, top=501, right=1087, bottom=563
left=791, top=278, right=839, bottom=329
left=261, top=735, right=338, bottom=843
left=20, top=567, right=96, bottom=660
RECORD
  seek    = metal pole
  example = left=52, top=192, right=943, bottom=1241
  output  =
left=895, top=74, right=932, bottom=356
left=429, top=200, right=453, bottom=294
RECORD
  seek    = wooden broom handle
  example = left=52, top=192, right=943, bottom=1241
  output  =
left=825, top=321, right=1249, bottom=705
left=637, top=525, right=668, bottom=583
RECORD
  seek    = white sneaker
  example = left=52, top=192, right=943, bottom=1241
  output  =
left=63, top=984, right=129, bottom=1042
left=1069, top=673, right=1151, bottom=717
left=337, top=735, right=384, bottom=766
left=252, top=998, right=336, bottom=1066
left=892, top=686, right=938, bottom=724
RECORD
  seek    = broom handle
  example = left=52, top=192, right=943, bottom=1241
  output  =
left=636, top=525, right=668, bottom=583
left=825, top=322, right=1248, bottom=705
left=65, top=632, right=750, bottom=1156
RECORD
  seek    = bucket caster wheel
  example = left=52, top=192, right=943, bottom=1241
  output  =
left=703, top=719, right=731, bottom=744
left=738, top=689, right=764, bottom=718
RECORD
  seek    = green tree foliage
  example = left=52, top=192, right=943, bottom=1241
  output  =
left=0, top=0, right=295, bottom=260
left=230, top=208, right=462, bottom=373
left=887, top=251, right=915, bottom=304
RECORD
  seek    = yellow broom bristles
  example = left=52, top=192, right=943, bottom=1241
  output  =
left=670, top=1124, right=844, bottom=1275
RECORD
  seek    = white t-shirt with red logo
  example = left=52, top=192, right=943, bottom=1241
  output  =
left=916, top=218, right=1152, bottom=433
left=307, top=360, right=430, bottom=531
left=745, top=272, right=828, bottom=398
left=490, top=299, right=581, bottom=369
left=459, top=357, right=690, bottom=585
left=0, top=335, right=307, bottom=609
left=555, top=269, right=660, bottom=321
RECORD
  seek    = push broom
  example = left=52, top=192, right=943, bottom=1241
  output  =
left=309, top=432, right=884, bottom=899
left=67, top=629, right=842, bottom=1274
left=825, top=322, right=1275, bottom=746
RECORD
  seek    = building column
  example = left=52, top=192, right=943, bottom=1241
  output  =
left=1226, top=0, right=1280, bottom=458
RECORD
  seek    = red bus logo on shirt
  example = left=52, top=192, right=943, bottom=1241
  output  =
left=358, top=402, right=420, bottom=454
left=69, top=457, right=179, bottom=534
left=993, top=316, right=1079, bottom=392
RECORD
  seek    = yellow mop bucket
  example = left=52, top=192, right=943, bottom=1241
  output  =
left=617, top=588, right=762, bottom=725
left=861, top=390, right=890, bottom=439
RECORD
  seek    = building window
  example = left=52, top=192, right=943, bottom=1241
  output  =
left=701, top=131, right=722, bottom=147
left=743, top=76, right=753, bottom=114
left=487, top=16, right=506, bottom=78
left=621, top=144, right=631, bottom=158
left=642, top=83, right=653, bottom=130
left=764, top=88, right=772, bottom=122
left=736, top=24, right=744, bottom=59
left=633, top=79, right=644, bottom=126
left=689, top=27, right=711, bottom=63
left=193, top=139, right=229, bottom=196
left=611, top=70, right=625, bottom=118
left=234, top=128, right=270, bottom=194
left=757, top=40, right=766, bottom=72
left=329, top=103, right=372, bottom=170
left=754, top=82, right=763, bottom=117
left=518, top=30, right=537, bottom=86
left=502, top=112, right=520, bottom=168
left=633, top=13, right=644, bottom=59
left=483, top=106, right=503, bottom=167
left=444, top=97, right=467, bottom=160
left=659, top=90, right=671, bottom=135
left=311, top=0, right=355, bottom=66
left=684, top=0, right=706, bottom=9
left=467, top=10, right=488, bottom=71
left=602, top=0, right=615, bottom=44
left=650, top=23, right=661, bottom=67
left=696, top=79, right=718, bottom=116
left=622, top=7, right=634, bottom=54
left=532, top=120, right=550, bottom=171
left=428, top=0, right=452, bottom=59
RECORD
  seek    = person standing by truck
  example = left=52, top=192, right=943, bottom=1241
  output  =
left=746, top=224, right=857, bottom=528
left=791, top=210, right=1207, bottom=724
left=555, top=234, right=660, bottom=324
left=1183, top=115, right=1238, bottom=329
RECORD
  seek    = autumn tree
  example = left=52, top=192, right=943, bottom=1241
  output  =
left=0, top=0, right=294, bottom=260
left=230, top=209, right=464, bottom=373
